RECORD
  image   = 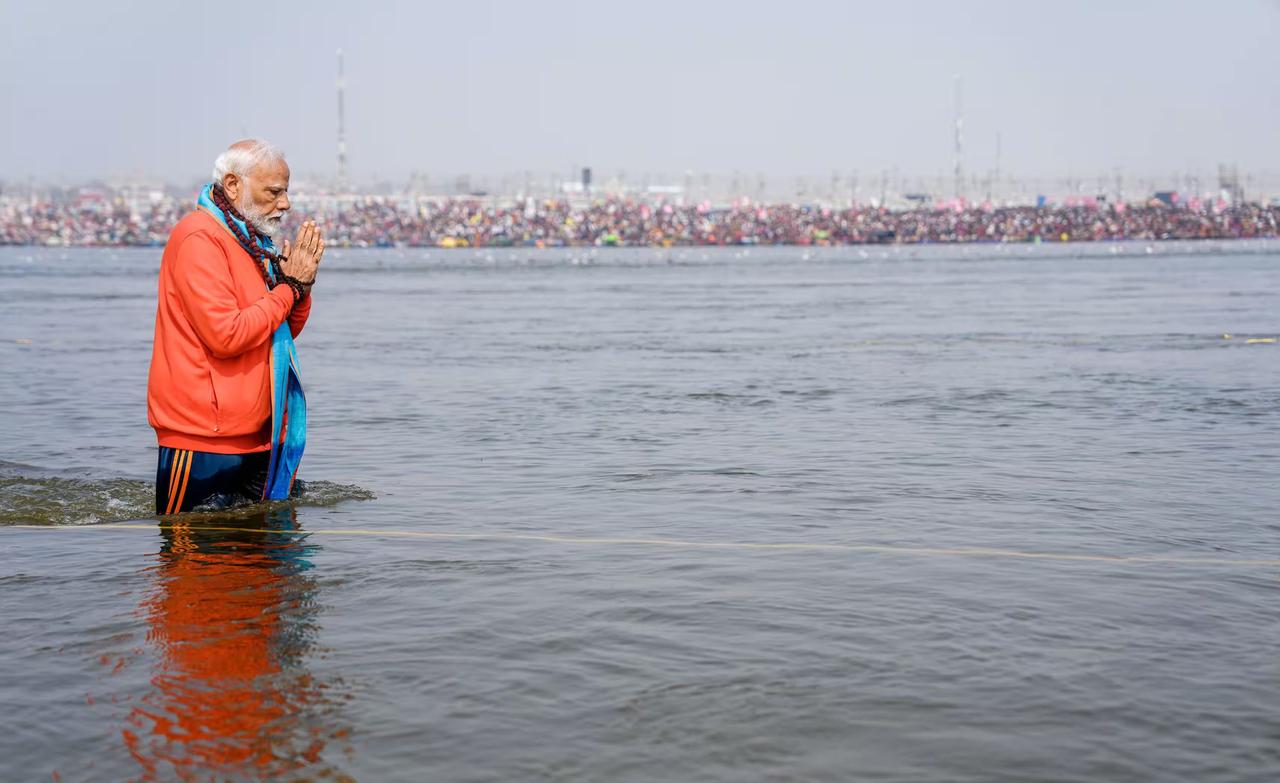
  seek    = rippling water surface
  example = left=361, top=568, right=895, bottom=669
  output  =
left=2, top=243, right=1279, bottom=782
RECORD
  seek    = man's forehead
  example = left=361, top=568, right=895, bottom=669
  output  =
left=250, top=159, right=291, bottom=185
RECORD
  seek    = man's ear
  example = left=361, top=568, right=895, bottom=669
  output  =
left=222, top=173, right=242, bottom=202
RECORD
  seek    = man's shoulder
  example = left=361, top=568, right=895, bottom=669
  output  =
left=167, top=209, right=231, bottom=249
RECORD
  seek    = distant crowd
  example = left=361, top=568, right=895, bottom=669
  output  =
left=3, top=195, right=1277, bottom=247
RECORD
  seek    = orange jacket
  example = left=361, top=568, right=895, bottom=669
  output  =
left=147, top=209, right=311, bottom=453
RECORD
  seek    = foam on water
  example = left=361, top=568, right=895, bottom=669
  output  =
left=0, top=461, right=374, bottom=525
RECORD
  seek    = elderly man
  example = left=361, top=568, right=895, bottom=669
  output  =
left=147, top=139, right=323, bottom=514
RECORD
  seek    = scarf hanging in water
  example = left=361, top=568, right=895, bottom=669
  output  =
left=197, top=183, right=307, bottom=501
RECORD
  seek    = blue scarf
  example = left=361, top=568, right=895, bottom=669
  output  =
left=197, top=184, right=307, bottom=501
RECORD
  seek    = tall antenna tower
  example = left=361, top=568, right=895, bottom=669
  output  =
left=336, top=49, right=348, bottom=189
left=953, top=74, right=963, bottom=201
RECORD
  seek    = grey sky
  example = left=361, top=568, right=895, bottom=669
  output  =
left=2, top=0, right=1277, bottom=185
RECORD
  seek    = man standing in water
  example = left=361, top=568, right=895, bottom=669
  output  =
left=147, top=140, right=323, bottom=514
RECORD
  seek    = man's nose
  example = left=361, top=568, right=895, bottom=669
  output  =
left=278, top=193, right=291, bottom=212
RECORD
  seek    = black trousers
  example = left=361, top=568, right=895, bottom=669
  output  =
left=155, top=447, right=270, bottom=515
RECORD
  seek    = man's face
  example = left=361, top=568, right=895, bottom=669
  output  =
left=224, top=159, right=291, bottom=238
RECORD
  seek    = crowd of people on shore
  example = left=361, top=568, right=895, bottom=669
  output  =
left=3, top=194, right=1277, bottom=247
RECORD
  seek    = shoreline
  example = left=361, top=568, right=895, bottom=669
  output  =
left=4, top=201, right=1277, bottom=248
left=5, top=236, right=1280, bottom=252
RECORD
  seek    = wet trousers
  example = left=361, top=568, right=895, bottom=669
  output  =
left=155, top=447, right=270, bottom=514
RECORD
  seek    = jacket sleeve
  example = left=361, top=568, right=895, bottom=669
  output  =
left=171, top=231, right=298, bottom=359
left=287, top=290, right=312, bottom=338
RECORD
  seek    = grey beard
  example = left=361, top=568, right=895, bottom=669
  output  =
left=251, top=215, right=285, bottom=241
left=237, top=197, right=284, bottom=241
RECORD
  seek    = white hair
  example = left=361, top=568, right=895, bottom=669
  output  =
left=211, top=140, right=286, bottom=183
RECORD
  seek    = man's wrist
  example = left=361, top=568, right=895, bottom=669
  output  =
left=275, top=276, right=307, bottom=303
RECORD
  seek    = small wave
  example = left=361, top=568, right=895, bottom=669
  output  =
left=608, top=467, right=764, bottom=483
left=0, top=462, right=374, bottom=526
left=0, top=463, right=153, bottom=526
left=291, top=479, right=377, bottom=506
left=683, top=392, right=774, bottom=407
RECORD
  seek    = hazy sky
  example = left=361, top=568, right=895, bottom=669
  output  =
left=2, top=0, right=1277, bottom=184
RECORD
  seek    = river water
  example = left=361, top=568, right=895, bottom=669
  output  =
left=2, top=242, right=1279, bottom=782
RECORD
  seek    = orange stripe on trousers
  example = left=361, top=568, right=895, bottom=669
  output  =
left=163, top=450, right=182, bottom=515
left=172, top=451, right=194, bottom=514
left=165, top=450, right=189, bottom=515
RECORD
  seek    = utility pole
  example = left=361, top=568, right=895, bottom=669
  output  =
left=336, top=49, right=348, bottom=190
left=953, top=74, right=963, bottom=202
left=993, top=131, right=1001, bottom=203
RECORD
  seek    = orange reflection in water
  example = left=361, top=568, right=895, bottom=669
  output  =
left=124, top=508, right=352, bottom=782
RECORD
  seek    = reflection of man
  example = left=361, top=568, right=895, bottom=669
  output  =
left=148, top=140, right=324, bottom=514
left=124, top=510, right=349, bottom=780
